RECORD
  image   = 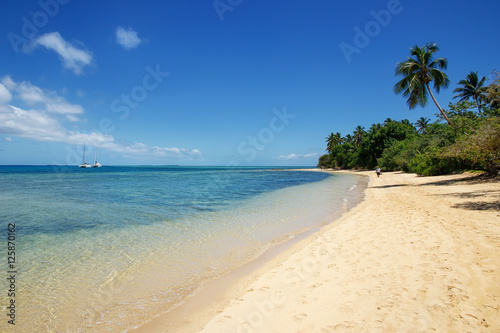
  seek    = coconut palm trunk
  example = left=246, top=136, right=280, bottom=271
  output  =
left=426, top=83, right=451, bottom=125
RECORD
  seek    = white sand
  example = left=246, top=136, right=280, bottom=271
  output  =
left=133, top=171, right=500, bottom=332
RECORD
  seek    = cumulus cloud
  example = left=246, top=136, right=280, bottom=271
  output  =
left=1, top=76, right=84, bottom=115
left=34, top=32, right=92, bottom=75
left=116, top=26, right=142, bottom=50
left=0, top=83, right=12, bottom=103
left=0, top=77, right=201, bottom=160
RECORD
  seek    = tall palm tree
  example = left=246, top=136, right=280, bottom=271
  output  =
left=453, top=71, right=487, bottom=113
left=353, top=126, right=365, bottom=146
left=416, top=117, right=430, bottom=133
left=325, top=132, right=342, bottom=153
left=394, top=43, right=451, bottom=125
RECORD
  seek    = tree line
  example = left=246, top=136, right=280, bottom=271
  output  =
left=318, top=43, right=500, bottom=176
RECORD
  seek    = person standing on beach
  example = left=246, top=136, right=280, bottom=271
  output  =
left=376, top=166, right=382, bottom=178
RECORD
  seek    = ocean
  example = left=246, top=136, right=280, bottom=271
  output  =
left=0, top=166, right=366, bottom=332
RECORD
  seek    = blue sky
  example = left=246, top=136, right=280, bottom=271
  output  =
left=0, top=0, right=499, bottom=166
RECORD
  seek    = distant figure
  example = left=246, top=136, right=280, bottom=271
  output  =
left=376, top=166, right=382, bottom=178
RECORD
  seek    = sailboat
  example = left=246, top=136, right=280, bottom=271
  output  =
left=92, top=146, right=102, bottom=168
left=78, top=143, right=91, bottom=168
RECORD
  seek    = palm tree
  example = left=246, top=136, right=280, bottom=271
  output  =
left=400, top=119, right=413, bottom=127
left=416, top=117, right=430, bottom=133
left=325, top=132, right=342, bottom=153
left=353, top=126, right=365, bottom=146
left=483, top=71, right=500, bottom=110
left=453, top=71, right=487, bottom=113
left=394, top=43, right=451, bottom=125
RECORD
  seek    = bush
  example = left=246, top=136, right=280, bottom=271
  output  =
left=317, top=154, right=333, bottom=168
left=441, top=117, right=500, bottom=175
left=408, top=150, right=461, bottom=176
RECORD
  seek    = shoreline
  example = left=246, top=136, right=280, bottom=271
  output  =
left=129, top=170, right=368, bottom=333
left=132, top=170, right=500, bottom=332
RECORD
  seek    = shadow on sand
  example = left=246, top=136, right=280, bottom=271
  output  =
left=372, top=172, right=500, bottom=212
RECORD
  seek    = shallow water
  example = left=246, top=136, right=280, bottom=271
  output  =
left=0, top=166, right=366, bottom=332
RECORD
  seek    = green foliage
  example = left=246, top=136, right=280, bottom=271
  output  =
left=407, top=148, right=461, bottom=176
left=319, top=105, right=499, bottom=176
left=378, top=135, right=420, bottom=172
left=356, top=119, right=416, bottom=169
left=484, top=70, right=500, bottom=110
left=317, top=154, right=333, bottom=168
left=441, top=117, right=500, bottom=175
left=325, top=132, right=342, bottom=154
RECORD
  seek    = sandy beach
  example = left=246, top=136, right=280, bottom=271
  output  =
left=134, top=170, right=500, bottom=332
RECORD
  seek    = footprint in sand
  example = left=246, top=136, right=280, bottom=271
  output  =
left=334, top=321, right=356, bottom=329
left=417, top=288, right=427, bottom=301
left=320, top=325, right=336, bottom=333
left=309, top=282, right=322, bottom=289
left=339, top=301, right=355, bottom=313
left=360, top=288, right=371, bottom=296
left=293, top=312, right=308, bottom=323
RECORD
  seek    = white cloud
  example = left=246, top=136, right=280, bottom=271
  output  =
left=0, top=104, right=66, bottom=141
left=278, top=153, right=320, bottom=160
left=116, top=26, right=142, bottom=50
left=34, top=32, right=92, bottom=75
left=103, top=142, right=201, bottom=158
left=279, top=153, right=298, bottom=160
left=0, top=83, right=12, bottom=103
left=0, top=77, right=201, bottom=161
left=1, top=76, right=84, bottom=115
left=4, top=137, right=12, bottom=142
left=66, top=115, right=80, bottom=122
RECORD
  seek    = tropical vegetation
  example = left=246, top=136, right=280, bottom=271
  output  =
left=318, top=43, right=500, bottom=176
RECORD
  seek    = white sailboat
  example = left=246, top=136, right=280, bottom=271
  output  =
left=78, top=143, right=91, bottom=168
left=92, top=146, right=102, bottom=168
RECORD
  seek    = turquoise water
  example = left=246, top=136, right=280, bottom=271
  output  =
left=0, top=166, right=366, bottom=332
